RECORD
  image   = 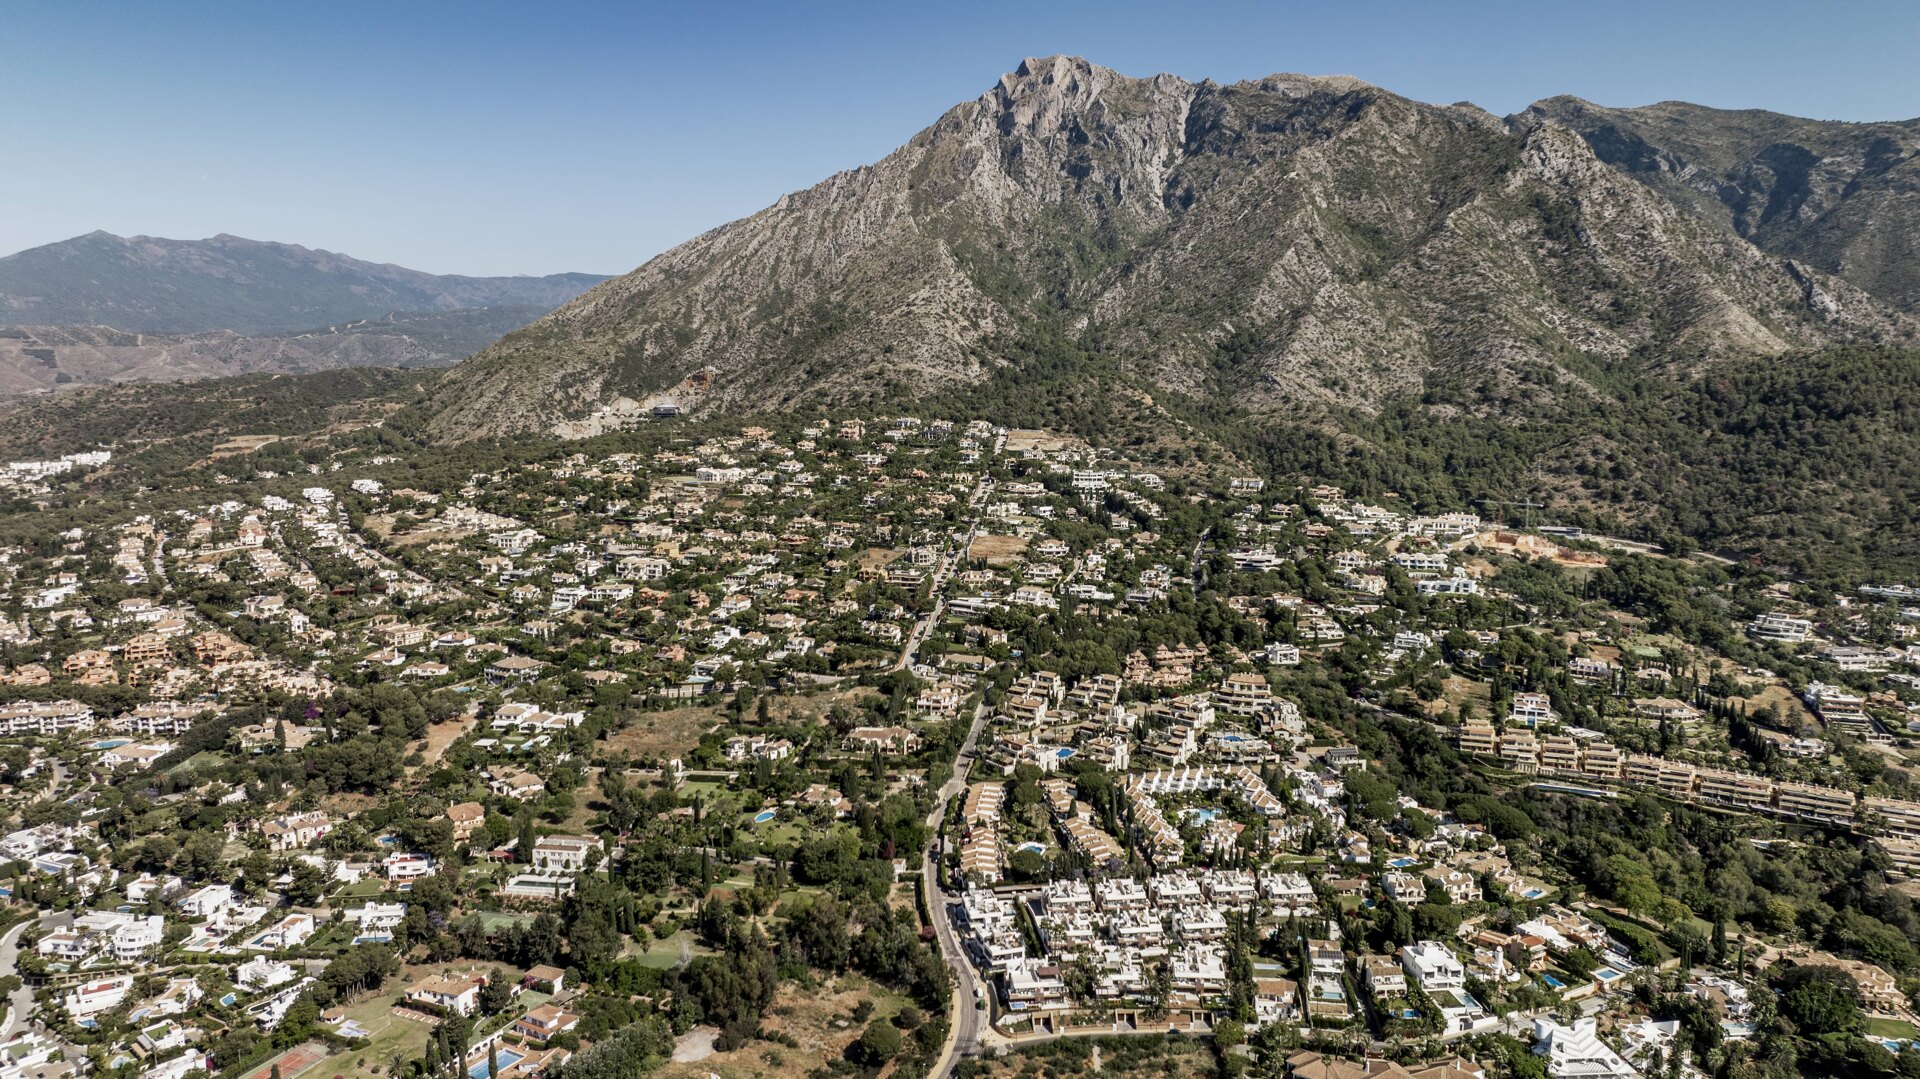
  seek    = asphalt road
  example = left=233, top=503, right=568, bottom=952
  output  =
left=0, top=912, right=66, bottom=1039
left=891, top=517, right=978, bottom=673
left=924, top=702, right=992, bottom=1077
left=0, top=920, right=30, bottom=1038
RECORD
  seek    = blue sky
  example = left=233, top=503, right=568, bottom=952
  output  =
left=3, top=0, right=1915, bottom=276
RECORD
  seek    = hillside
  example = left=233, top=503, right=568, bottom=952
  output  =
left=0, top=365, right=429, bottom=464
left=0, top=307, right=548, bottom=394
left=427, top=56, right=1910, bottom=441
left=0, top=231, right=607, bottom=335
left=1525, top=98, right=1920, bottom=311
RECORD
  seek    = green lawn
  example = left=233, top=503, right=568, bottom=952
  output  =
left=167, top=751, right=229, bottom=775
left=315, top=996, right=432, bottom=1079
left=625, top=930, right=716, bottom=969
left=1867, top=1017, right=1919, bottom=1040
left=754, top=822, right=809, bottom=846
left=474, top=910, right=538, bottom=932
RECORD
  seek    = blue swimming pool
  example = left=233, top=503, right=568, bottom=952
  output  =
left=1540, top=974, right=1565, bottom=989
left=91, top=739, right=131, bottom=750
left=1386, top=857, right=1417, bottom=868
left=753, top=809, right=777, bottom=824
left=1183, top=808, right=1219, bottom=824
left=1015, top=842, right=1045, bottom=854
left=469, top=1048, right=524, bottom=1079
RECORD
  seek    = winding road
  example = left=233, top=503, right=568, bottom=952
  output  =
left=0, top=914, right=54, bottom=1038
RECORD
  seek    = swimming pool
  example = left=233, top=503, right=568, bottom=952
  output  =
left=1015, top=842, right=1046, bottom=855
left=1540, top=974, right=1565, bottom=989
left=1216, top=734, right=1250, bottom=744
left=752, top=809, right=777, bottom=824
left=469, top=1048, right=524, bottom=1079
left=91, top=739, right=131, bottom=750
left=1386, top=857, right=1417, bottom=868
left=1182, top=808, right=1219, bottom=824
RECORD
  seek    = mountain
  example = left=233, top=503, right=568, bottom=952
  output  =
left=0, top=231, right=607, bottom=335
left=0, top=307, right=552, bottom=395
left=427, top=55, right=1910, bottom=442
left=1525, top=97, right=1920, bottom=311
left=0, top=365, right=430, bottom=465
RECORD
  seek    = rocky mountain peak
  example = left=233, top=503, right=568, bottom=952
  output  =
left=426, top=58, right=1916, bottom=442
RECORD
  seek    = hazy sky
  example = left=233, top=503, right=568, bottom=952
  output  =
left=4, top=0, right=1916, bottom=276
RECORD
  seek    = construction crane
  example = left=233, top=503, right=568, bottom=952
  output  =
left=1477, top=497, right=1543, bottom=530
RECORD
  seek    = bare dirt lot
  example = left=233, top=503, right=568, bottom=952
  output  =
left=857, top=547, right=901, bottom=572
left=415, top=713, right=477, bottom=767
left=650, top=975, right=912, bottom=1079
left=208, top=434, right=282, bottom=460
left=1739, top=683, right=1819, bottom=730
left=759, top=686, right=881, bottom=727
left=969, top=534, right=1029, bottom=566
left=604, top=705, right=725, bottom=758
left=1003, top=428, right=1077, bottom=454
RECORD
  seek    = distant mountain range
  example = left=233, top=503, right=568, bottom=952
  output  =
left=0, top=231, right=607, bottom=392
left=427, top=56, right=1916, bottom=441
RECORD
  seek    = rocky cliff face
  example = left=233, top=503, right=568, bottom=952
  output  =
left=1525, top=97, right=1920, bottom=311
left=427, top=56, right=1911, bottom=440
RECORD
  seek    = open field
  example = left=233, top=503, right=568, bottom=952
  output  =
left=968, top=534, right=1029, bottom=566
left=623, top=929, right=715, bottom=969
left=604, top=705, right=724, bottom=758
left=416, top=713, right=477, bottom=766
left=1003, top=429, right=1076, bottom=454
left=856, top=546, right=900, bottom=572
left=1738, top=683, right=1818, bottom=730
left=209, top=434, right=283, bottom=460
left=1438, top=675, right=1491, bottom=720
left=650, top=974, right=913, bottom=1079
left=754, top=685, right=880, bottom=728
left=312, top=997, right=433, bottom=1079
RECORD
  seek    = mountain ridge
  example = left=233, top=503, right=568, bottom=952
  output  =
left=0, top=230, right=608, bottom=336
left=425, top=55, right=1912, bottom=441
left=0, top=306, right=552, bottom=395
left=1522, top=95, right=1920, bottom=310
